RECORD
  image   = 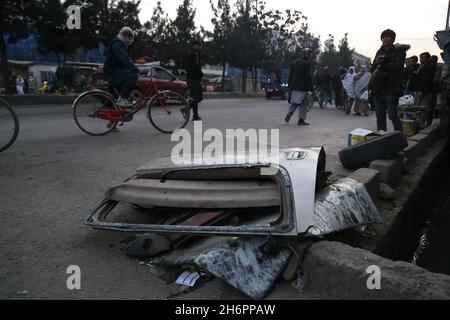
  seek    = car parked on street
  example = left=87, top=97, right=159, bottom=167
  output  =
left=88, top=65, right=189, bottom=104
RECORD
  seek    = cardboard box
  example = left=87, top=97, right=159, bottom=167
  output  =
left=348, top=128, right=380, bottom=146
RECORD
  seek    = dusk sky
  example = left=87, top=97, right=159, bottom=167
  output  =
left=138, top=0, right=448, bottom=60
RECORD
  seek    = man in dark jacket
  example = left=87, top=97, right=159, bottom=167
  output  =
left=415, top=52, right=437, bottom=108
left=103, top=27, right=139, bottom=107
left=317, top=65, right=333, bottom=108
left=332, top=67, right=347, bottom=110
left=285, top=48, right=314, bottom=125
left=370, top=29, right=409, bottom=131
left=184, top=40, right=204, bottom=121
left=403, top=56, right=419, bottom=96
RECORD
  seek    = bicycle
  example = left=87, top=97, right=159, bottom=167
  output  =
left=0, top=97, right=20, bottom=152
left=72, top=67, right=190, bottom=135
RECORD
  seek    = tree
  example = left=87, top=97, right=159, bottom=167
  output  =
left=319, top=34, right=340, bottom=73
left=228, top=0, right=266, bottom=93
left=143, top=1, right=170, bottom=62
left=165, top=0, right=198, bottom=66
left=67, top=0, right=144, bottom=57
left=35, top=0, right=146, bottom=87
left=35, top=0, right=83, bottom=67
left=319, top=33, right=355, bottom=73
left=260, top=7, right=320, bottom=70
left=338, top=33, right=355, bottom=68
left=209, top=0, right=234, bottom=90
left=0, top=0, right=38, bottom=93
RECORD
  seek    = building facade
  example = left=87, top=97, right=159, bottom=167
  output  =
left=1, top=34, right=105, bottom=93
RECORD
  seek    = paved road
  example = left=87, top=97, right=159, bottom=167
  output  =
left=0, top=98, right=392, bottom=299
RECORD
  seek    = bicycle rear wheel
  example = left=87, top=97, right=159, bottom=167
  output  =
left=148, top=91, right=190, bottom=134
left=73, top=90, right=119, bottom=136
left=0, top=98, right=19, bottom=152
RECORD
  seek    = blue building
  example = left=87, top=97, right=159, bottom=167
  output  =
left=1, top=34, right=105, bottom=92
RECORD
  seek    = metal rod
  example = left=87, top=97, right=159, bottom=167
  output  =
left=447, top=0, right=450, bottom=29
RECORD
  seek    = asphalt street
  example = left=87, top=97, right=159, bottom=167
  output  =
left=0, top=97, right=392, bottom=299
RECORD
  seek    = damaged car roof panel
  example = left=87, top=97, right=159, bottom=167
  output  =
left=85, top=147, right=381, bottom=237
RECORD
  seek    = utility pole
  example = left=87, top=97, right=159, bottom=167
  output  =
left=447, top=0, right=450, bottom=29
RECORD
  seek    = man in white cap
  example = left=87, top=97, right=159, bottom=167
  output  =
left=103, top=26, right=139, bottom=107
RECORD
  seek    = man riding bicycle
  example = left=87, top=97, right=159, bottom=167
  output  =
left=103, top=27, right=138, bottom=108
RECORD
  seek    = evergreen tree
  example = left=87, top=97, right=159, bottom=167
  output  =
left=338, top=33, right=355, bottom=68
left=143, top=1, right=170, bottom=61
left=320, top=34, right=340, bottom=73
left=228, top=0, right=266, bottom=93
left=209, top=0, right=234, bottom=90
left=68, top=0, right=144, bottom=57
left=35, top=0, right=83, bottom=67
left=319, top=33, right=355, bottom=73
left=166, top=0, right=198, bottom=66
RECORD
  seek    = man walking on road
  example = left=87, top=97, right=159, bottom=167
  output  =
left=370, top=29, right=409, bottom=132
left=184, top=40, right=204, bottom=121
left=285, top=48, right=314, bottom=126
left=317, top=66, right=333, bottom=108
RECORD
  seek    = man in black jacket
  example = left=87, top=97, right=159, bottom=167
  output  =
left=403, top=56, right=419, bottom=96
left=332, top=67, right=347, bottom=110
left=415, top=52, right=437, bottom=110
left=285, top=48, right=314, bottom=125
left=317, top=66, right=333, bottom=108
left=370, top=29, right=409, bottom=131
left=103, top=27, right=139, bottom=108
left=184, top=40, right=204, bottom=121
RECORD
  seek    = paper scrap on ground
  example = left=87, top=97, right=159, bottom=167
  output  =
left=175, top=271, right=203, bottom=287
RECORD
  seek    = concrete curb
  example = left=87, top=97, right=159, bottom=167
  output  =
left=364, top=122, right=441, bottom=188
left=282, top=121, right=449, bottom=299
left=399, top=141, right=419, bottom=167
left=408, top=123, right=440, bottom=157
left=347, top=168, right=380, bottom=200
left=0, top=92, right=265, bottom=106
left=302, top=241, right=450, bottom=300
left=369, top=155, right=404, bottom=187
left=1, top=95, right=77, bottom=106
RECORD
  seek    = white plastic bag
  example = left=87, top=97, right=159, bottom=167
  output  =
left=359, top=90, right=369, bottom=101
left=399, top=95, right=414, bottom=106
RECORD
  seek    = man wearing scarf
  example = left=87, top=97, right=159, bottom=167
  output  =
left=103, top=27, right=139, bottom=108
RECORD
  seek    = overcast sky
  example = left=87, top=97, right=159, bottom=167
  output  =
left=138, top=0, right=448, bottom=60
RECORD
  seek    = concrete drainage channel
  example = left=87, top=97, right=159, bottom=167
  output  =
left=285, top=120, right=450, bottom=299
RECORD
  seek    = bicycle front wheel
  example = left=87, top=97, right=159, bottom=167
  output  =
left=0, top=98, right=19, bottom=152
left=148, top=91, right=190, bottom=134
left=73, top=90, right=118, bottom=136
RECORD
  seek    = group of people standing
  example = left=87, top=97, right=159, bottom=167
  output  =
left=8, top=73, right=36, bottom=95
left=315, top=65, right=372, bottom=116
left=286, top=28, right=440, bottom=133
left=403, top=52, right=440, bottom=125
left=286, top=56, right=374, bottom=126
